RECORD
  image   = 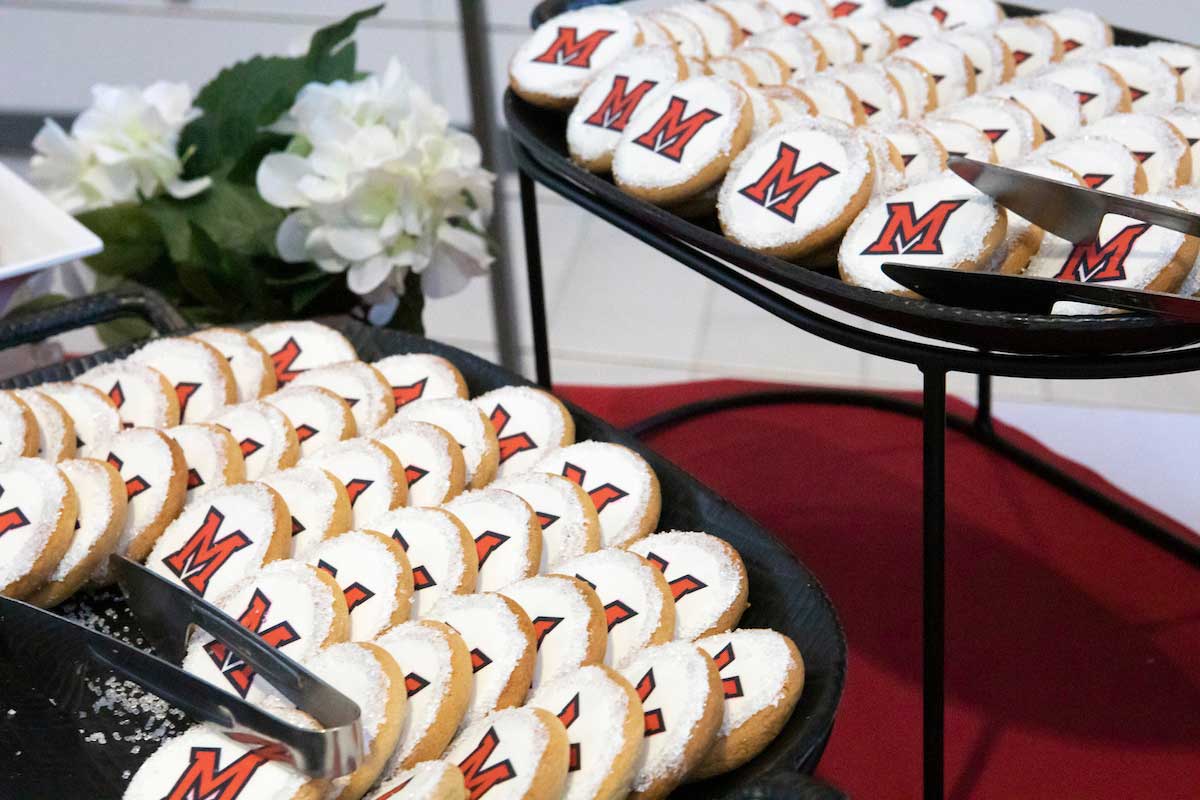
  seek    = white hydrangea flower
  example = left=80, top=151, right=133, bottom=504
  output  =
left=30, top=81, right=211, bottom=214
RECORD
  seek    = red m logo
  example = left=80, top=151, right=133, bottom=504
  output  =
left=457, top=726, right=517, bottom=800
left=711, top=642, right=745, bottom=699
left=488, top=404, right=537, bottom=464
left=162, top=506, right=252, bottom=597
left=636, top=669, right=666, bottom=736
left=738, top=143, right=839, bottom=223
left=203, top=588, right=300, bottom=698
left=561, top=462, right=628, bottom=514
left=645, top=552, right=709, bottom=602
left=1054, top=223, right=1151, bottom=283
left=391, top=378, right=427, bottom=408
left=583, top=75, right=659, bottom=132
left=530, top=26, right=616, bottom=69
left=269, top=338, right=303, bottom=384
left=633, top=96, right=723, bottom=162
left=861, top=200, right=968, bottom=256
left=162, top=746, right=268, bottom=800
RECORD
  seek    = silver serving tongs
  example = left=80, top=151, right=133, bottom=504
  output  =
left=0, top=555, right=363, bottom=778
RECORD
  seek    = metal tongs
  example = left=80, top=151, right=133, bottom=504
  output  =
left=0, top=555, right=363, bottom=778
left=881, top=156, right=1200, bottom=320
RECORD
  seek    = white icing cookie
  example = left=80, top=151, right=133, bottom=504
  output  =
left=1036, top=135, right=1145, bottom=195
left=304, top=437, right=407, bottom=529
left=1087, top=113, right=1192, bottom=193
left=828, top=0, right=886, bottom=18
left=0, top=457, right=76, bottom=599
left=839, top=172, right=1005, bottom=295
left=212, top=400, right=300, bottom=480
left=666, top=4, right=739, bottom=57
left=629, top=531, right=749, bottom=641
left=372, top=354, right=468, bottom=411
left=532, top=441, right=661, bottom=549
left=291, top=360, right=395, bottom=434
left=873, top=119, right=946, bottom=181
left=509, top=6, right=639, bottom=109
left=932, top=96, right=1039, bottom=164
left=646, top=14, right=706, bottom=63
left=500, top=574, right=606, bottom=689
left=803, top=23, right=862, bottom=67
left=259, top=465, right=352, bottom=559
left=994, top=18, right=1061, bottom=78
left=922, top=118, right=997, bottom=163
left=746, top=28, right=824, bottom=80
left=830, top=63, right=907, bottom=122
left=305, top=529, right=413, bottom=641
left=474, top=386, right=574, bottom=478
left=525, top=663, right=643, bottom=800
left=711, top=1, right=785, bottom=37
left=788, top=74, right=863, bottom=126
left=443, top=489, right=541, bottom=593
left=250, top=320, right=358, bottom=386
left=428, top=592, right=537, bottom=726
left=941, top=28, right=1012, bottom=93
left=373, top=418, right=467, bottom=507
left=489, top=473, right=600, bottom=571
left=75, top=362, right=179, bottom=429
left=369, top=760, right=467, bottom=800
left=1040, top=8, right=1112, bottom=61
left=1169, top=187, right=1200, bottom=294
left=1096, top=46, right=1183, bottom=112
left=1146, top=42, right=1200, bottom=102
left=558, top=548, right=675, bottom=670
left=742, top=85, right=782, bottom=141
left=395, top=398, right=499, bottom=489
left=860, top=126, right=906, bottom=199
left=148, top=482, right=289, bottom=600
left=984, top=158, right=1083, bottom=275
left=265, top=384, right=357, bottom=458
left=1161, top=105, right=1200, bottom=187
left=758, top=85, right=818, bottom=130
left=617, top=641, right=723, bottom=800
left=129, top=337, right=237, bottom=423
left=165, top=423, right=245, bottom=498
left=0, top=390, right=37, bottom=461
left=882, top=57, right=935, bottom=119
left=899, top=37, right=975, bottom=106
left=190, top=326, right=277, bottom=401
left=443, top=707, right=570, bottom=800
left=765, top=0, right=829, bottom=27
left=14, top=389, right=75, bottom=463
left=989, top=81, right=1083, bottom=145
left=368, top=507, right=479, bottom=619
left=635, top=16, right=673, bottom=49
left=729, top=46, right=791, bottom=85
left=878, top=8, right=941, bottom=51
left=909, top=0, right=1003, bottom=30
left=1040, top=61, right=1131, bottom=124
left=836, top=15, right=896, bottom=64
left=35, top=382, right=121, bottom=460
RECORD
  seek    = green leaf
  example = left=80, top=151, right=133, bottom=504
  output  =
left=76, top=205, right=165, bottom=276
left=305, top=5, right=383, bottom=79
left=388, top=271, right=425, bottom=334
left=189, top=180, right=285, bottom=257
left=290, top=273, right=337, bottom=313
left=96, top=316, right=154, bottom=349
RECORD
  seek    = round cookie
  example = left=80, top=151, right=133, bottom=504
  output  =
left=373, top=418, right=467, bottom=507
left=666, top=3, right=741, bottom=57
left=1160, top=105, right=1200, bottom=187
left=1040, top=8, right=1112, bottom=61
left=689, top=629, right=805, bottom=779
left=941, top=28, right=1015, bottom=93
left=830, top=63, right=907, bottom=123
left=803, top=22, right=862, bottom=67
left=558, top=548, right=675, bottom=670
left=35, top=382, right=121, bottom=460
left=989, top=81, right=1083, bottom=145
left=304, top=437, right=407, bottom=529
left=375, top=620, right=473, bottom=772
left=909, top=0, right=1003, bottom=30
left=567, top=46, right=686, bottom=173
left=645, top=11, right=706, bottom=61
left=993, top=18, right=1062, bottom=79
left=711, top=1, right=785, bottom=37
left=878, top=7, right=941, bottom=51
left=873, top=119, right=947, bottom=181
left=932, top=96, right=1041, bottom=164
left=129, top=337, right=237, bottom=423
left=212, top=400, right=300, bottom=480
left=789, top=74, right=865, bottom=126
left=14, top=389, right=75, bottom=463
left=291, top=360, right=395, bottom=434
left=533, top=441, right=661, bottom=549
left=147, top=482, right=290, bottom=600
left=369, top=760, right=467, bottom=800
left=860, top=126, right=907, bottom=199
left=490, top=473, right=601, bottom=570
left=165, top=422, right=245, bottom=498
left=250, top=320, right=358, bottom=386
left=765, top=0, right=829, bottom=26
left=1146, top=42, right=1200, bottom=102
left=75, top=361, right=180, bottom=429
left=501, top=575, right=606, bottom=689
left=984, top=158, right=1084, bottom=275
left=741, top=85, right=782, bottom=142
left=182, top=559, right=349, bottom=702
left=395, top=398, right=499, bottom=489
left=882, top=57, right=936, bottom=119
left=0, top=390, right=37, bottom=460
left=923, top=117, right=998, bottom=163
left=1086, top=113, right=1192, bottom=193
left=1040, top=61, right=1132, bottom=124
left=718, top=119, right=874, bottom=259
left=1168, top=187, right=1200, bottom=294
left=443, top=488, right=541, bottom=593
left=1096, top=46, right=1184, bottom=112
left=525, top=663, right=643, bottom=800
left=259, top=465, right=352, bottom=558
left=836, top=15, right=896, bottom=64
left=428, top=592, right=538, bottom=726
left=629, top=530, right=749, bottom=641
left=444, top=707, right=570, bottom=800
left=1036, top=135, right=1147, bottom=195
left=838, top=171, right=1006, bottom=296
left=190, top=326, right=277, bottom=401
left=634, top=16, right=674, bottom=49
left=305, top=529, right=414, bottom=641
left=0, top=457, right=77, bottom=599
left=27, top=458, right=125, bottom=608
left=265, top=384, right=357, bottom=458
left=730, top=46, right=792, bottom=85
left=474, top=385, right=575, bottom=478
left=367, top=507, right=478, bottom=619
left=758, top=85, right=817, bottom=124
left=617, top=641, right=723, bottom=800
left=508, top=5, right=639, bottom=110
left=372, top=354, right=468, bottom=410
left=899, top=37, right=975, bottom=106
left=612, top=76, right=752, bottom=206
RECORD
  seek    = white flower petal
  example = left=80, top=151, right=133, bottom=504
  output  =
left=346, top=254, right=393, bottom=295
left=326, top=226, right=384, bottom=261
left=256, top=153, right=313, bottom=209
left=165, top=175, right=211, bottom=200
left=275, top=212, right=312, bottom=263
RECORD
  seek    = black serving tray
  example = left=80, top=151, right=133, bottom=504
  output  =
left=0, top=291, right=847, bottom=799
left=510, top=0, right=1200, bottom=356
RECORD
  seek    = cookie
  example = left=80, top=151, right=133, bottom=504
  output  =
left=265, top=384, right=357, bottom=458
left=428, top=592, right=538, bottom=726
left=922, top=117, right=998, bottom=163
left=832, top=63, right=906, bottom=123
left=717, top=119, right=875, bottom=259
left=474, top=386, right=575, bottom=479
left=166, top=422, right=246, bottom=498
left=305, top=529, right=413, bottom=641
left=802, top=22, right=862, bottom=67
left=1169, top=187, right=1200, bottom=294
left=304, top=437, right=407, bottom=528
left=373, top=354, right=469, bottom=410
left=374, top=418, right=467, bottom=507
left=1146, top=42, right=1200, bottom=102
left=634, top=16, right=674, bottom=49
left=558, top=548, right=675, bottom=670
left=1040, top=61, right=1132, bottom=124
left=838, top=172, right=1006, bottom=295
left=567, top=46, right=687, bottom=173
left=35, top=382, right=121, bottom=460
left=0, top=457, right=76, bottom=599
left=371, top=507, right=479, bottom=619
left=617, top=641, right=723, bottom=800
left=941, top=28, right=1014, bottom=93
left=666, top=3, right=741, bottom=57
left=75, top=361, right=180, bottom=429
left=883, top=57, right=937, bottom=119
left=983, top=158, right=1084, bottom=275
left=442, top=489, right=541, bottom=593
left=259, top=465, right=352, bottom=559
left=0, top=390, right=37, bottom=460
left=1040, top=8, right=1112, bottom=61
left=644, top=12, right=707, bottom=62
left=533, top=441, right=661, bottom=549
left=989, top=81, right=1083, bottom=144
left=148, top=482, right=290, bottom=600
left=860, top=126, right=907, bottom=199
left=26, top=458, right=125, bottom=608
left=1087, top=113, right=1192, bottom=192
left=396, top=398, right=499, bottom=490
left=1161, top=105, right=1200, bottom=187
left=612, top=77, right=752, bottom=207
left=742, top=85, right=782, bottom=141
left=1096, top=46, right=1184, bottom=112
left=212, top=400, right=301, bottom=480
left=489, top=473, right=600, bottom=570
left=873, top=119, right=947, bottom=181
left=994, top=18, right=1062, bottom=78
left=501, top=574, right=607, bottom=686
left=14, top=389, right=75, bottom=463
left=836, top=15, right=896, bottom=64
left=828, top=0, right=886, bottom=18
left=444, top=707, right=570, bottom=800
left=250, top=320, right=358, bottom=386
left=629, top=531, right=749, bottom=641
left=910, top=0, right=1003, bottom=30
left=509, top=6, right=639, bottom=110
left=689, top=629, right=805, bottom=779
left=788, top=74, right=866, bottom=126
left=369, top=760, right=467, bottom=800
left=932, top=96, right=1041, bottom=164
left=878, top=8, right=941, bottom=50
left=765, top=0, right=829, bottom=26
left=524, top=664, right=643, bottom=800
left=728, top=46, right=792, bottom=84
left=906, top=36, right=977, bottom=106
left=182, top=559, right=349, bottom=702
left=711, top=1, right=784, bottom=37
left=375, top=620, right=474, bottom=772
left=190, top=326, right=277, bottom=401
left=291, top=360, right=395, bottom=434
left=129, top=337, right=237, bottom=423
left=1036, top=134, right=1147, bottom=194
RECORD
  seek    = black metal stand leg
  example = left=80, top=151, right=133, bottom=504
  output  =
left=518, top=169, right=552, bottom=388
left=975, top=373, right=993, bottom=435
left=922, top=367, right=947, bottom=800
